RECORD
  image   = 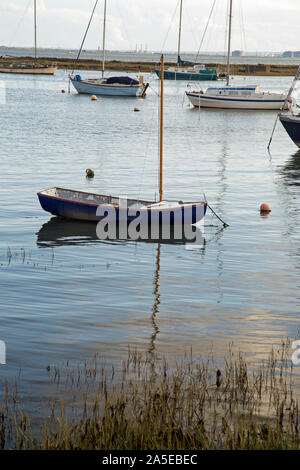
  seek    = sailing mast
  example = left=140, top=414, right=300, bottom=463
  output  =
left=226, top=0, right=233, bottom=86
left=159, top=55, right=164, bottom=202
left=177, top=0, right=183, bottom=67
left=102, top=0, right=107, bottom=78
left=34, top=0, right=37, bottom=65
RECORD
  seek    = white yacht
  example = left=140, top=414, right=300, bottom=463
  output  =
left=186, top=85, right=293, bottom=110
left=186, top=0, right=291, bottom=110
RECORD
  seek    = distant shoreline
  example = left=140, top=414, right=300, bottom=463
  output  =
left=0, top=56, right=298, bottom=76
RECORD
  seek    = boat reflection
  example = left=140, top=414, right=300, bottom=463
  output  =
left=36, top=217, right=205, bottom=371
left=36, top=217, right=205, bottom=248
left=274, top=149, right=300, bottom=240
left=280, top=149, right=300, bottom=186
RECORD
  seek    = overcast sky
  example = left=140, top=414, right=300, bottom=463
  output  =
left=1, top=0, right=300, bottom=52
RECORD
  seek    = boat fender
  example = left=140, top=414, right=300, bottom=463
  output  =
left=74, top=74, right=82, bottom=81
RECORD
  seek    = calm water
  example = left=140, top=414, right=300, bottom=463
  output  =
left=0, top=69, right=300, bottom=401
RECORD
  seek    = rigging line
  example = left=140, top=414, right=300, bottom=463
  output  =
left=184, top=3, right=202, bottom=53
left=194, top=0, right=217, bottom=63
left=203, top=0, right=218, bottom=60
left=8, top=0, right=32, bottom=48
left=114, top=0, right=133, bottom=51
left=206, top=200, right=229, bottom=227
left=71, top=0, right=99, bottom=75
left=160, top=0, right=180, bottom=53
left=238, top=1, right=246, bottom=53
left=240, top=0, right=247, bottom=53
left=224, top=0, right=229, bottom=63
left=239, top=1, right=243, bottom=52
left=148, top=84, right=159, bottom=96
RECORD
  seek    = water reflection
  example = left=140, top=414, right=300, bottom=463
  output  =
left=148, top=243, right=161, bottom=374
left=36, top=218, right=206, bottom=373
left=37, top=217, right=104, bottom=247
left=280, top=149, right=300, bottom=186
left=36, top=217, right=205, bottom=248
left=274, top=150, right=300, bottom=271
left=278, top=150, right=300, bottom=218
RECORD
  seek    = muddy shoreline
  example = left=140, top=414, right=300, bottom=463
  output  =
left=0, top=56, right=298, bottom=76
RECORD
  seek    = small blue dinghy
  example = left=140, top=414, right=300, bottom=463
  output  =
left=38, top=55, right=207, bottom=228
left=37, top=188, right=207, bottom=225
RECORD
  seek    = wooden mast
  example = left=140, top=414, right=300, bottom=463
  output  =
left=177, top=0, right=183, bottom=67
left=102, top=0, right=107, bottom=79
left=34, top=0, right=37, bottom=65
left=226, top=0, right=233, bottom=86
left=159, top=54, right=164, bottom=202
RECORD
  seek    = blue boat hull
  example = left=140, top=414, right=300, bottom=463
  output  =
left=70, top=78, right=146, bottom=97
left=155, top=70, right=217, bottom=81
left=38, top=193, right=207, bottom=225
left=280, top=115, right=300, bottom=147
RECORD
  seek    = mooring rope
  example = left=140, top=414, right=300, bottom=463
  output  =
left=160, top=0, right=181, bottom=54
left=8, top=0, right=32, bottom=49
left=71, top=0, right=99, bottom=76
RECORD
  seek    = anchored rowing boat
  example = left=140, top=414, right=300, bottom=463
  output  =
left=37, top=188, right=207, bottom=224
left=38, top=56, right=207, bottom=228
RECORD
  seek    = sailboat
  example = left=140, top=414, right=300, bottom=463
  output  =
left=186, top=0, right=292, bottom=109
left=275, top=66, right=300, bottom=147
left=38, top=55, right=207, bottom=229
left=70, top=0, right=148, bottom=97
left=0, top=0, right=56, bottom=75
left=155, top=0, right=217, bottom=81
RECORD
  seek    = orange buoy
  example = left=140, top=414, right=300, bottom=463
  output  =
left=134, top=107, right=140, bottom=112
left=91, top=95, right=98, bottom=101
left=260, top=203, right=271, bottom=213
left=61, top=89, right=65, bottom=93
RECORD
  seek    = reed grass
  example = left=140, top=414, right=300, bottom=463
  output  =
left=1, top=342, right=300, bottom=450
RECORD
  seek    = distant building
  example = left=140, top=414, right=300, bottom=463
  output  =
left=282, top=51, right=300, bottom=58
left=282, top=51, right=294, bottom=57
left=232, top=50, right=244, bottom=57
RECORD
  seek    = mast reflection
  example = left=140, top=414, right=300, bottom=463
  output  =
left=148, top=243, right=161, bottom=375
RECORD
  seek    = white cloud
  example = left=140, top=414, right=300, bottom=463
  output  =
left=0, top=1, right=24, bottom=13
left=1, top=0, right=300, bottom=52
